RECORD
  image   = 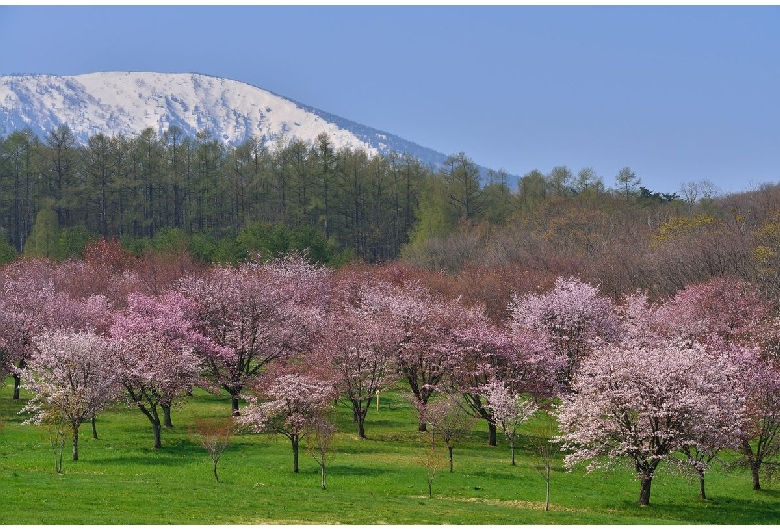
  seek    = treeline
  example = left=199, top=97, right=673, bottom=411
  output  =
left=2, top=125, right=780, bottom=302
left=0, top=125, right=671, bottom=265
left=404, top=175, right=780, bottom=302
left=0, top=126, right=430, bottom=263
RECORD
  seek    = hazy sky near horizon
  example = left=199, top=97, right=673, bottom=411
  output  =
left=1, top=5, right=778, bottom=195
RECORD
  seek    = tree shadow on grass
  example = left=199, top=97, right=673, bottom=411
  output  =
left=90, top=438, right=204, bottom=466
left=614, top=491, right=780, bottom=525
left=326, top=463, right=390, bottom=477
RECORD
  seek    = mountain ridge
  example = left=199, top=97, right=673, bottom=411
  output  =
left=0, top=71, right=465, bottom=173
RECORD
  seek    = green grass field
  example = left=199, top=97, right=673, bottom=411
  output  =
left=1, top=383, right=777, bottom=525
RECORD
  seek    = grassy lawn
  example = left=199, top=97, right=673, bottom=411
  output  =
left=1, top=382, right=777, bottom=524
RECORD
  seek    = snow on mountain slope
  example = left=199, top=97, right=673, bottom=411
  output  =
left=0, top=72, right=376, bottom=152
left=0, top=71, right=519, bottom=181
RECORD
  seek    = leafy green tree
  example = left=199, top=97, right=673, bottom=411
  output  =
left=547, top=165, right=573, bottom=196
left=615, top=166, right=641, bottom=199
left=24, top=206, right=61, bottom=258
left=481, top=168, right=516, bottom=225
left=516, top=169, right=547, bottom=213
left=441, top=152, right=483, bottom=221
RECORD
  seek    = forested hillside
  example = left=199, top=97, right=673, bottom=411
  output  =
left=2, top=125, right=779, bottom=305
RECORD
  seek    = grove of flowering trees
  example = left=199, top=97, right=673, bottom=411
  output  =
left=2, top=245, right=780, bottom=506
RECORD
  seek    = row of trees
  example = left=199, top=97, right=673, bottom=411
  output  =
left=2, top=242, right=779, bottom=505
left=2, top=125, right=695, bottom=267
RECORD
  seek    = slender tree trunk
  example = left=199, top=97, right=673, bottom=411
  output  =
left=638, top=476, right=653, bottom=506
left=12, top=373, right=21, bottom=400
left=213, top=458, right=219, bottom=483
left=699, top=471, right=707, bottom=500
left=91, top=415, right=98, bottom=439
left=511, top=439, right=516, bottom=466
left=231, top=395, right=240, bottom=416
left=545, top=464, right=550, bottom=511
left=162, top=405, right=173, bottom=428
left=448, top=446, right=454, bottom=473
left=72, top=425, right=79, bottom=461
left=292, top=435, right=299, bottom=473
left=152, top=420, right=162, bottom=449
left=358, top=419, right=366, bottom=439
left=320, top=463, right=327, bottom=490
left=488, top=422, right=497, bottom=446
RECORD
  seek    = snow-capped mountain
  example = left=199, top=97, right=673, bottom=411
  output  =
left=0, top=71, right=453, bottom=169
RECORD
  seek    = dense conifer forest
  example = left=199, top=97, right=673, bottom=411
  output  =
left=2, top=125, right=779, bottom=304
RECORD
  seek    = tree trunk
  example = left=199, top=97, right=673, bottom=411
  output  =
left=162, top=405, right=173, bottom=428
left=152, top=420, right=162, bottom=449
left=91, top=416, right=98, bottom=439
left=418, top=421, right=427, bottom=432
left=213, top=458, right=219, bottom=483
left=545, top=464, right=550, bottom=511
left=488, top=422, right=497, bottom=446
left=72, top=425, right=79, bottom=461
left=448, top=446, right=454, bottom=473
left=231, top=395, right=240, bottom=416
left=751, top=462, right=761, bottom=491
left=741, top=439, right=761, bottom=491
left=511, top=439, right=516, bottom=466
left=357, top=411, right=367, bottom=439
left=638, top=476, right=652, bottom=506
left=699, top=471, right=706, bottom=500
left=12, top=373, right=21, bottom=400
left=292, top=435, right=299, bottom=473
left=321, top=463, right=327, bottom=490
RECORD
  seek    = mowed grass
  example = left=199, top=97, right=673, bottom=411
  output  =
left=1, top=383, right=778, bottom=525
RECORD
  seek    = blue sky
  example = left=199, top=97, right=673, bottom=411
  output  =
left=0, top=5, right=778, bottom=195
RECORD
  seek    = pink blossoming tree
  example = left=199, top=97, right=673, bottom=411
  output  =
left=20, top=329, right=121, bottom=462
left=483, top=378, right=538, bottom=466
left=556, top=339, right=747, bottom=506
left=110, top=291, right=206, bottom=448
left=180, top=256, right=327, bottom=415
left=313, top=275, right=402, bottom=439
left=510, top=276, right=619, bottom=387
left=238, top=372, right=335, bottom=473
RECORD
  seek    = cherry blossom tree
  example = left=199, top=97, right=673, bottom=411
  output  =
left=20, top=330, right=120, bottom=461
left=0, top=259, right=56, bottom=399
left=677, top=342, right=748, bottom=499
left=0, top=258, right=112, bottom=403
left=449, top=304, right=555, bottom=446
left=556, top=339, right=746, bottom=506
left=735, top=352, right=780, bottom=490
left=369, top=279, right=463, bottom=431
left=653, top=277, right=771, bottom=347
left=110, top=291, right=206, bottom=448
left=483, top=378, right=538, bottom=466
left=180, top=256, right=328, bottom=415
left=423, top=393, right=476, bottom=472
left=238, top=372, right=335, bottom=473
left=314, top=276, right=402, bottom=439
left=510, top=276, right=619, bottom=387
